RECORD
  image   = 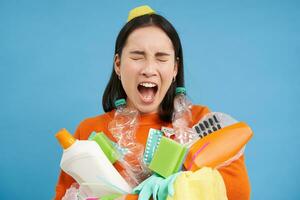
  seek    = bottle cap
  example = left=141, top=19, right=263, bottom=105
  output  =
left=55, top=128, right=76, bottom=149
left=175, top=87, right=186, bottom=95
left=114, top=98, right=126, bottom=108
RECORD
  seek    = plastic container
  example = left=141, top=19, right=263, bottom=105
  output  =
left=108, top=98, right=151, bottom=187
left=56, top=128, right=132, bottom=197
left=172, top=87, right=198, bottom=146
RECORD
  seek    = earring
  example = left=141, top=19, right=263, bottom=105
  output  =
left=173, top=76, right=176, bottom=82
left=118, top=75, right=121, bottom=80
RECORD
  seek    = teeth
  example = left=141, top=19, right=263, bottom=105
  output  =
left=144, top=96, right=153, bottom=100
left=139, top=82, right=157, bottom=88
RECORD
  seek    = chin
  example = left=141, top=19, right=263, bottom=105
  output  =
left=137, top=104, right=159, bottom=114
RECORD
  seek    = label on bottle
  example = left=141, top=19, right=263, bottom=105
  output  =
left=161, top=126, right=175, bottom=138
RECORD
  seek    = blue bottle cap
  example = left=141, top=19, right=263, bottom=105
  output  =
left=175, top=87, right=186, bottom=95
left=114, top=98, right=126, bottom=108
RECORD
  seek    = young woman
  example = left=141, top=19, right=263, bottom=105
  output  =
left=54, top=5, right=250, bottom=200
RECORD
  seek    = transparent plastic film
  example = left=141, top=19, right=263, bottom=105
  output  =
left=192, top=112, right=238, bottom=137
left=185, top=112, right=253, bottom=170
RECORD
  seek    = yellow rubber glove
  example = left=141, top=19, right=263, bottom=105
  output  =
left=167, top=167, right=228, bottom=200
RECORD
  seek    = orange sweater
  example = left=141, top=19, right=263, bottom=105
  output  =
left=54, top=105, right=250, bottom=200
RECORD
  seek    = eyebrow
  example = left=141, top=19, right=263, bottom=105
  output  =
left=155, top=52, right=171, bottom=57
left=129, top=50, right=171, bottom=57
left=129, top=50, right=145, bottom=56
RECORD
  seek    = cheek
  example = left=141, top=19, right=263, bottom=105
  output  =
left=158, top=66, right=175, bottom=93
left=120, top=61, right=140, bottom=89
left=160, top=63, right=175, bottom=82
left=121, top=59, right=140, bottom=75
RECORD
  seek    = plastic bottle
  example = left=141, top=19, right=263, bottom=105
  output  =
left=56, top=128, right=132, bottom=197
left=108, top=98, right=151, bottom=187
left=172, top=87, right=198, bottom=146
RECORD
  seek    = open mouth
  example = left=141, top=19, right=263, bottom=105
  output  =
left=137, top=82, right=158, bottom=104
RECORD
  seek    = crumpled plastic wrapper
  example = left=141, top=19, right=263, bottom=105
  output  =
left=62, top=183, right=98, bottom=200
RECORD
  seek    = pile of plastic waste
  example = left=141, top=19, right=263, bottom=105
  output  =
left=56, top=87, right=253, bottom=200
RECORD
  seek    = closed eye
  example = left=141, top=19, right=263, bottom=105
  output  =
left=131, top=57, right=143, bottom=60
left=157, top=58, right=168, bottom=62
left=156, top=52, right=170, bottom=63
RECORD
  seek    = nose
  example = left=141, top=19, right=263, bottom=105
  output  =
left=140, top=59, right=157, bottom=78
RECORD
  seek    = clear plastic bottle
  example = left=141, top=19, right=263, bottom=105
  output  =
left=172, top=87, right=198, bottom=146
left=108, top=98, right=151, bottom=187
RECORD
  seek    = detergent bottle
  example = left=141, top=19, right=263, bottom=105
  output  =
left=172, top=87, right=198, bottom=146
left=56, top=128, right=132, bottom=197
left=108, top=98, right=151, bottom=187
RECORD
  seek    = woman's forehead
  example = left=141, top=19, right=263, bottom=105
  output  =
left=125, top=26, right=174, bottom=52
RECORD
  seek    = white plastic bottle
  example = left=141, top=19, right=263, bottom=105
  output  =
left=56, top=128, right=132, bottom=197
left=172, top=87, right=198, bottom=146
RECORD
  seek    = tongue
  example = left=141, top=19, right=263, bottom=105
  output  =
left=139, top=86, right=155, bottom=103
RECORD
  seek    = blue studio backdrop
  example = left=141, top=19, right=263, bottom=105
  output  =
left=0, top=0, right=299, bottom=199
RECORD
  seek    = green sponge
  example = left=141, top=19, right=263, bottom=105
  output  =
left=149, top=136, right=187, bottom=178
left=89, top=131, right=120, bottom=164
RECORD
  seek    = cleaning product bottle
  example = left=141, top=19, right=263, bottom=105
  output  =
left=88, top=131, right=138, bottom=188
left=172, top=87, right=198, bottom=146
left=108, top=98, right=151, bottom=187
left=56, top=128, right=132, bottom=197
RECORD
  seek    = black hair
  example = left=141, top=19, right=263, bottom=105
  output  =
left=102, top=13, right=184, bottom=122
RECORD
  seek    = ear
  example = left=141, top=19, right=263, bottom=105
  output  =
left=173, top=57, right=179, bottom=78
left=114, top=54, right=121, bottom=76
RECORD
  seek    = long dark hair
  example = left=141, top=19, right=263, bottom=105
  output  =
left=102, top=13, right=184, bottom=122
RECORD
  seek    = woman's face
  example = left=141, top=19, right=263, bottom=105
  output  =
left=115, top=26, right=178, bottom=114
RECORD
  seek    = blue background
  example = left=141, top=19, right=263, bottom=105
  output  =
left=1, top=0, right=299, bottom=199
